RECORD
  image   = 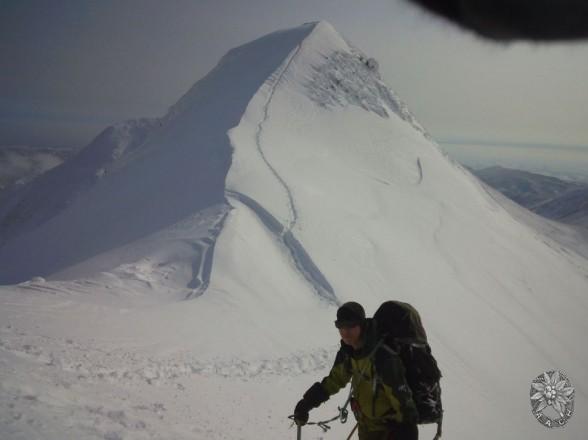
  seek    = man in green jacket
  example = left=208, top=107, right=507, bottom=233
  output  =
left=293, top=302, right=419, bottom=440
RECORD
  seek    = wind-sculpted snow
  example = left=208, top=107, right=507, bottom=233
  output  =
left=307, top=51, right=396, bottom=118
left=306, top=50, right=428, bottom=137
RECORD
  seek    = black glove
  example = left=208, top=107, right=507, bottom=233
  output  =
left=293, top=382, right=330, bottom=426
left=293, top=399, right=311, bottom=426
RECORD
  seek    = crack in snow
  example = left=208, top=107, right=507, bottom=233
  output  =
left=184, top=209, right=230, bottom=299
left=254, top=44, right=302, bottom=234
left=416, top=157, right=423, bottom=185
left=226, top=190, right=337, bottom=304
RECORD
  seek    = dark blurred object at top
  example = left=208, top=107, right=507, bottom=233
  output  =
left=405, top=0, right=588, bottom=41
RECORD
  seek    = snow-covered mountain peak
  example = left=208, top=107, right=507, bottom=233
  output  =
left=270, top=21, right=425, bottom=131
left=165, top=21, right=322, bottom=120
left=0, top=20, right=429, bottom=284
left=1, top=22, right=588, bottom=440
left=167, top=20, right=419, bottom=130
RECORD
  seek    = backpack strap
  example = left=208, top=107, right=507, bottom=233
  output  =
left=340, top=338, right=387, bottom=422
left=378, top=342, right=397, bottom=356
left=393, top=337, right=428, bottom=348
left=433, top=412, right=443, bottom=440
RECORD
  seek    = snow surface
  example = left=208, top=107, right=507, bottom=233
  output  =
left=1, top=21, right=588, bottom=440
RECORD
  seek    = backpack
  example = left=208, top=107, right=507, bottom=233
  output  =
left=373, top=301, right=443, bottom=432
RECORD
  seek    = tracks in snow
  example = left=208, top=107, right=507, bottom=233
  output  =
left=229, top=41, right=338, bottom=304
left=254, top=42, right=301, bottom=234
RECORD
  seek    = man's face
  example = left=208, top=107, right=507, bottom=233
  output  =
left=338, top=324, right=362, bottom=348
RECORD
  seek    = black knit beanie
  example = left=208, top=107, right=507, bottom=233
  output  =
left=335, top=301, right=366, bottom=328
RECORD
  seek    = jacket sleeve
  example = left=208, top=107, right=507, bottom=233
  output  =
left=320, top=348, right=353, bottom=396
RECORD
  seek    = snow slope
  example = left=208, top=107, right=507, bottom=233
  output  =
left=1, top=21, right=587, bottom=440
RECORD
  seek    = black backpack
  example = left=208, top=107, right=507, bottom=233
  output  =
left=373, top=301, right=443, bottom=436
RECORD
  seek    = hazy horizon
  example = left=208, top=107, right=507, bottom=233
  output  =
left=440, top=141, right=588, bottom=182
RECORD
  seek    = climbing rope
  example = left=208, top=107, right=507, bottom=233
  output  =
left=288, top=400, right=349, bottom=433
left=289, top=339, right=387, bottom=434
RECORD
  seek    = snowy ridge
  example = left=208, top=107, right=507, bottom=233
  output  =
left=164, top=23, right=317, bottom=123
left=0, top=23, right=318, bottom=284
left=227, top=24, right=338, bottom=303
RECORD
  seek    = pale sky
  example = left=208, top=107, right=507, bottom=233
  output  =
left=2, top=0, right=588, bottom=161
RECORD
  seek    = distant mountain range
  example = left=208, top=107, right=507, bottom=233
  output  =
left=0, top=145, right=78, bottom=192
left=472, top=165, right=588, bottom=227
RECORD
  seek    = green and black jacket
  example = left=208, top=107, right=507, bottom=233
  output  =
left=321, top=319, right=418, bottom=431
